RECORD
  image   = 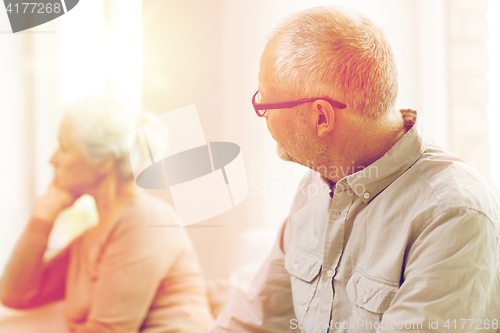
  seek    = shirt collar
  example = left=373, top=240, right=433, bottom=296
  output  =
left=334, top=109, right=426, bottom=203
left=320, top=175, right=336, bottom=198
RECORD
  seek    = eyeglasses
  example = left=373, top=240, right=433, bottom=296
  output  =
left=252, top=90, right=347, bottom=117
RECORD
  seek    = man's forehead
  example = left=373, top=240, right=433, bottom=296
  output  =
left=258, top=40, right=279, bottom=94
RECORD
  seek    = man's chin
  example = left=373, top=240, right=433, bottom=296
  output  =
left=276, top=145, right=318, bottom=169
left=276, top=145, right=294, bottom=162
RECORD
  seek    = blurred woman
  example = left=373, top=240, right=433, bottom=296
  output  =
left=0, top=96, right=214, bottom=332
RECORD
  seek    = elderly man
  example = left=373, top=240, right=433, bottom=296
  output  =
left=212, top=5, right=500, bottom=333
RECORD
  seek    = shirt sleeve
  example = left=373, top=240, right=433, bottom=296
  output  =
left=378, top=208, right=500, bottom=333
left=211, top=218, right=296, bottom=333
left=73, top=210, right=184, bottom=333
left=0, top=218, right=71, bottom=308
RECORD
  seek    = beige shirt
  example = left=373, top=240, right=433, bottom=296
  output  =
left=212, top=110, right=500, bottom=332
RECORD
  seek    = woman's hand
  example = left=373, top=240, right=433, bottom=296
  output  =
left=32, top=182, right=78, bottom=223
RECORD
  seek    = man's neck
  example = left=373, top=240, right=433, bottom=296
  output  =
left=321, top=120, right=408, bottom=183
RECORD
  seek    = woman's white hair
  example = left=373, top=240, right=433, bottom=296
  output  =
left=268, top=5, right=399, bottom=123
left=62, top=95, right=161, bottom=179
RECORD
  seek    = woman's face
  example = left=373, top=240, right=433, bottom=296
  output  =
left=50, top=122, right=104, bottom=195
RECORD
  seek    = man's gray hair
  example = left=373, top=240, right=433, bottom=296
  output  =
left=268, top=5, right=399, bottom=122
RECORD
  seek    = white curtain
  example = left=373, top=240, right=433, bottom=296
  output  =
left=0, top=0, right=142, bottom=273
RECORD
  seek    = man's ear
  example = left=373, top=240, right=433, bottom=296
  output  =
left=312, top=100, right=335, bottom=138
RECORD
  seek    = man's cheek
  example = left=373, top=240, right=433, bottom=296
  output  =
left=266, top=121, right=274, bottom=138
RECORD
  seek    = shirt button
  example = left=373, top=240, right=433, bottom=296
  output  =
left=327, top=270, right=334, bottom=278
left=292, top=263, right=299, bottom=270
left=362, top=294, right=368, bottom=303
left=354, top=274, right=359, bottom=283
left=363, top=192, right=370, bottom=199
